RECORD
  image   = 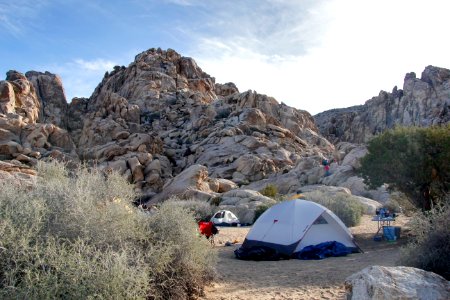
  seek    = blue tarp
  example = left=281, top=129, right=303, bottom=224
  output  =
left=292, top=241, right=352, bottom=260
left=235, top=241, right=355, bottom=261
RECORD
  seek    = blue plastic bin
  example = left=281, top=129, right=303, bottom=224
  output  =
left=383, top=226, right=396, bottom=241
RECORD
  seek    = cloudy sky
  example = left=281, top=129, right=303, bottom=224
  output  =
left=1, top=0, right=449, bottom=115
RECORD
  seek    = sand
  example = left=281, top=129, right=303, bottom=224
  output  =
left=201, top=215, right=411, bottom=300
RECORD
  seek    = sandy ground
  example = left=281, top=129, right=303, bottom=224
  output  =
left=201, top=215, right=411, bottom=300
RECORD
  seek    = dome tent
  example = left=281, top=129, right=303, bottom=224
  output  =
left=210, top=210, right=240, bottom=226
left=235, top=200, right=360, bottom=260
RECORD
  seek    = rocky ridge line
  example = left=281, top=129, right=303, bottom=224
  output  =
left=314, top=66, right=450, bottom=144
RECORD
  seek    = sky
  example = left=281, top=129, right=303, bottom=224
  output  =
left=1, top=0, right=449, bottom=115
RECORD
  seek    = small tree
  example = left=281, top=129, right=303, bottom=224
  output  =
left=260, top=184, right=278, bottom=198
left=358, top=125, right=450, bottom=209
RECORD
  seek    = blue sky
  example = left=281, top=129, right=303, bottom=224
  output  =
left=1, top=0, right=449, bottom=114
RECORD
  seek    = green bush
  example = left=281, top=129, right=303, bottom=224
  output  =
left=0, top=161, right=216, bottom=299
left=389, top=191, right=417, bottom=216
left=303, top=190, right=365, bottom=227
left=398, top=203, right=450, bottom=279
left=359, top=125, right=450, bottom=210
left=253, top=204, right=273, bottom=223
left=260, top=184, right=278, bottom=198
left=209, top=196, right=222, bottom=207
left=146, top=202, right=216, bottom=299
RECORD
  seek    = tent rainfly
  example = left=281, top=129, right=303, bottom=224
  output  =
left=235, top=199, right=360, bottom=260
left=210, top=210, right=240, bottom=226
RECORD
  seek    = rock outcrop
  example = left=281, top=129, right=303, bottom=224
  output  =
left=345, top=266, right=450, bottom=300
left=1, top=48, right=334, bottom=201
left=74, top=47, right=333, bottom=195
left=0, top=71, right=77, bottom=170
left=315, top=66, right=450, bottom=144
left=2, top=48, right=447, bottom=207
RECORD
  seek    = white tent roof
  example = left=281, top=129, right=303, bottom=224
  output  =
left=243, top=199, right=357, bottom=256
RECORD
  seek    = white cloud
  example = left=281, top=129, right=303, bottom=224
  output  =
left=0, top=0, right=49, bottom=36
left=74, top=59, right=116, bottom=72
left=189, top=0, right=450, bottom=115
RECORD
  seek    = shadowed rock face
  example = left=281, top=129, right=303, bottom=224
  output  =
left=314, top=65, right=450, bottom=144
left=25, top=71, right=68, bottom=127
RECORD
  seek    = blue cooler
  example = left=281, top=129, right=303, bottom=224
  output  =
left=383, top=226, right=396, bottom=241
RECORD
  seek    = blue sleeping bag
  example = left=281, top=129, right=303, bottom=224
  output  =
left=293, top=241, right=352, bottom=260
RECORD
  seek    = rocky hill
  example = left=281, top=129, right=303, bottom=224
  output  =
left=1, top=48, right=334, bottom=206
left=1, top=48, right=448, bottom=215
left=314, top=66, right=450, bottom=144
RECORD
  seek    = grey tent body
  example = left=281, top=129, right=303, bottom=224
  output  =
left=241, top=199, right=359, bottom=256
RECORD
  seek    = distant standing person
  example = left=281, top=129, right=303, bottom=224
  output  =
left=322, top=158, right=331, bottom=177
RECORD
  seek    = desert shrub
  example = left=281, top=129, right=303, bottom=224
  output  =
left=209, top=196, right=222, bottom=207
left=398, top=203, right=450, bottom=279
left=389, top=191, right=417, bottom=216
left=146, top=201, right=217, bottom=299
left=383, top=198, right=401, bottom=214
left=260, top=184, right=278, bottom=198
left=0, top=161, right=216, bottom=299
left=303, top=190, right=365, bottom=227
left=166, top=197, right=214, bottom=221
left=0, top=163, right=149, bottom=299
left=253, top=204, right=273, bottom=223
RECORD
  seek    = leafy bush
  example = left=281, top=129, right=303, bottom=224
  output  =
left=260, top=184, right=278, bottom=198
left=146, top=201, right=217, bottom=299
left=0, top=161, right=216, bottom=299
left=166, top=197, right=214, bottom=221
left=398, top=203, right=450, bottom=279
left=383, top=199, right=401, bottom=214
left=386, top=191, right=417, bottom=216
left=253, top=204, right=273, bottom=223
left=209, top=196, right=222, bottom=207
left=303, top=190, right=365, bottom=227
left=359, top=125, right=450, bottom=210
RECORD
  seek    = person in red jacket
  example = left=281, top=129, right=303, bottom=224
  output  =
left=198, top=220, right=218, bottom=240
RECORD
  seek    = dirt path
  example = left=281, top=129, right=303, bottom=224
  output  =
left=202, top=215, right=411, bottom=300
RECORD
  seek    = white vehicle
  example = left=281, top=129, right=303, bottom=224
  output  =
left=211, top=210, right=240, bottom=226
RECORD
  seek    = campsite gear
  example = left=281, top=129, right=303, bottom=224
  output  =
left=235, top=200, right=359, bottom=260
left=199, top=221, right=218, bottom=238
left=199, top=221, right=218, bottom=246
left=211, top=210, right=240, bottom=226
left=372, top=214, right=396, bottom=238
left=293, top=241, right=352, bottom=260
left=373, top=235, right=382, bottom=242
left=383, top=226, right=397, bottom=241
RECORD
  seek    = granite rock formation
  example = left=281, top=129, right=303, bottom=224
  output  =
left=315, top=66, right=450, bottom=144
left=1, top=48, right=447, bottom=208
left=0, top=48, right=334, bottom=204
left=345, top=266, right=450, bottom=300
left=73, top=48, right=333, bottom=196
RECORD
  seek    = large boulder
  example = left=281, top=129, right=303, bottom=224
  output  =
left=148, top=164, right=218, bottom=203
left=25, top=71, right=68, bottom=127
left=345, top=266, right=450, bottom=300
